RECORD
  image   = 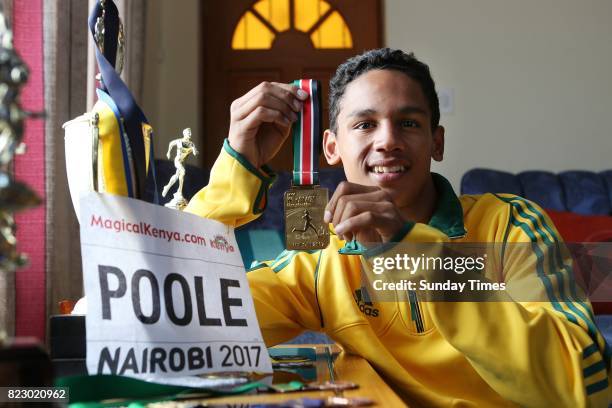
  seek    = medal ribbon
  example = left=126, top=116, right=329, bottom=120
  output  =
left=88, top=0, right=159, bottom=203
left=292, top=79, right=321, bottom=186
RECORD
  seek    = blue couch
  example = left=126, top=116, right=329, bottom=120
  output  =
left=461, top=168, right=612, bottom=348
left=461, top=169, right=612, bottom=215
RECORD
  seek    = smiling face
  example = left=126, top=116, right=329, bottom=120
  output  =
left=323, top=69, right=445, bottom=214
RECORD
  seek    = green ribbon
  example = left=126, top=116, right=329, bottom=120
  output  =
left=55, top=374, right=263, bottom=407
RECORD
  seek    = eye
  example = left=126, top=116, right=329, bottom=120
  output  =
left=401, top=119, right=419, bottom=128
left=354, top=121, right=375, bottom=130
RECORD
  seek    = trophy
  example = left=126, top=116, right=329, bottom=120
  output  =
left=162, top=127, right=198, bottom=210
left=0, top=3, right=43, bottom=357
left=0, top=7, right=41, bottom=274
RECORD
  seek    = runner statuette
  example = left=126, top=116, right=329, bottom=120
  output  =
left=284, top=79, right=329, bottom=250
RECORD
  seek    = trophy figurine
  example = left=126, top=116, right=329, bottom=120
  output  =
left=162, top=127, right=198, bottom=210
left=0, top=3, right=42, bottom=346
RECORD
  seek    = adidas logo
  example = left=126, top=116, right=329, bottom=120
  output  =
left=353, top=288, right=379, bottom=318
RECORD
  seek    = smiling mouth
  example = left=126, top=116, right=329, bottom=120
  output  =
left=369, top=165, right=407, bottom=174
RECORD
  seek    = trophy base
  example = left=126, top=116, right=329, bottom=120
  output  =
left=164, top=193, right=188, bottom=211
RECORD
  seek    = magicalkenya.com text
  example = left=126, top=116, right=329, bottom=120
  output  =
left=89, top=214, right=207, bottom=247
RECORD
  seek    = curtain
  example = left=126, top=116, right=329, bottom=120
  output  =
left=43, top=0, right=89, bottom=341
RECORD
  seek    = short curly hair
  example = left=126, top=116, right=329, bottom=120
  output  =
left=329, top=48, right=440, bottom=132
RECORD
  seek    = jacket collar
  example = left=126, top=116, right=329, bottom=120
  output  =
left=429, top=173, right=467, bottom=239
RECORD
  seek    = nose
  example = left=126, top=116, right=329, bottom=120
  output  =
left=373, top=121, right=403, bottom=152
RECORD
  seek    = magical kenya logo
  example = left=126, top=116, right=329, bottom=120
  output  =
left=210, top=235, right=235, bottom=253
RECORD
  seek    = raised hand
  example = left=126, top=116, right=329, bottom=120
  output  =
left=324, top=181, right=406, bottom=244
left=228, top=81, right=308, bottom=168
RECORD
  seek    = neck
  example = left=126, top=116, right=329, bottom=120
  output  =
left=397, top=175, right=438, bottom=224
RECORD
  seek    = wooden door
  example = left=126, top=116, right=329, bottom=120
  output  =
left=201, top=0, right=383, bottom=171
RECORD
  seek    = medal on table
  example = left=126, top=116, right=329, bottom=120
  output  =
left=284, top=79, right=330, bottom=250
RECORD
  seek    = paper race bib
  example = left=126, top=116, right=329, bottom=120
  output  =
left=79, top=193, right=272, bottom=380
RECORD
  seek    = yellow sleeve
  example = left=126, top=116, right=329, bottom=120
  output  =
left=185, top=139, right=275, bottom=227
left=427, top=197, right=611, bottom=407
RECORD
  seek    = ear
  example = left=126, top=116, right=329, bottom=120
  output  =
left=323, top=129, right=342, bottom=165
left=431, top=126, right=445, bottom=162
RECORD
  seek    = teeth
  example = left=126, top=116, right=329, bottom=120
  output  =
left=373, top=165, right=405, bottom=174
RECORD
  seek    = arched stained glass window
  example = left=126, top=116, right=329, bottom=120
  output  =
left=294, top=0, right=330, bottom=32
left=254, top=0, right=290, bottom=31
left=232, top=0, right=353, bottom=50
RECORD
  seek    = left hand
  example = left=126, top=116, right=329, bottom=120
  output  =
left=324, top=182, right=405, bottom=244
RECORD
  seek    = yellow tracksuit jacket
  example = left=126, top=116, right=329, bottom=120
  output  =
left=186, top=140, right=611, bottom=407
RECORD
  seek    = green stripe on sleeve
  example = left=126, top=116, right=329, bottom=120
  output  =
left=508, top=198, right=610, bottom=362
left=496, top=196, right=584, bottom=331
left=583, top=360, right=607, bottom=378
left=583, top=344, right=600, bottom=359
left=247, top=262, right=269, bottom=272
left=223, top=139, right=277, bottom=215
left=272, top=252, right=298, bottom=273
left=271, top=249, right=318, bottom=273
left=271, top=250, right=294, bottom=270
left=586, top=378, right=609, bottom=396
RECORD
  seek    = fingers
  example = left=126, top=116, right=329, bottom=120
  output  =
left=334, top=210, right=398, bottom=241
left=325, top=181, right=403, bottom=242
left=333, top=199, right=395, bottom=230
left=236, top=81, right=306, bottom=106
left=268, top=81, right=309, bottom=103
left=234, top=91, right=297, bottom=125
left=228, top=81, right=309, bottom=168
left=325, top=181, right=385, bottom=223
left=331, top=193, right=382, bottom=227
left=232, top=81, right=308, bottom=122
left=240, top=106, right=292, bottom=132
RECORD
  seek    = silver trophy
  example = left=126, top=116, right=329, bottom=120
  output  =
left=0, top=4, right=42, bottom=343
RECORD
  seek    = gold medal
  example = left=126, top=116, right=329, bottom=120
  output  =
left=284, top=185, right=329, bottom=250
left=284, top=79, right=329, bottom=250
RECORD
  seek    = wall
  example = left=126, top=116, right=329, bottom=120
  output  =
left=143, top=0, right=612, bottom=190
left=141, top=0, right=200, bottom=165
left=385, top=0, right=612, bottom=189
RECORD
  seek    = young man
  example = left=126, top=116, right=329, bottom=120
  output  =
left=186, top=49, right=610, bottom=406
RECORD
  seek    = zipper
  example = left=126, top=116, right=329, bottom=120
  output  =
left=408, top=290, right=425, bottom=333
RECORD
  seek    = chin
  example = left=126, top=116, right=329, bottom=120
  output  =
left=384, top=186, right=415, bottom=205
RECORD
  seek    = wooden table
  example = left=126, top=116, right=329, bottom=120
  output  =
left=149, top=344, right=406, bottom=407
